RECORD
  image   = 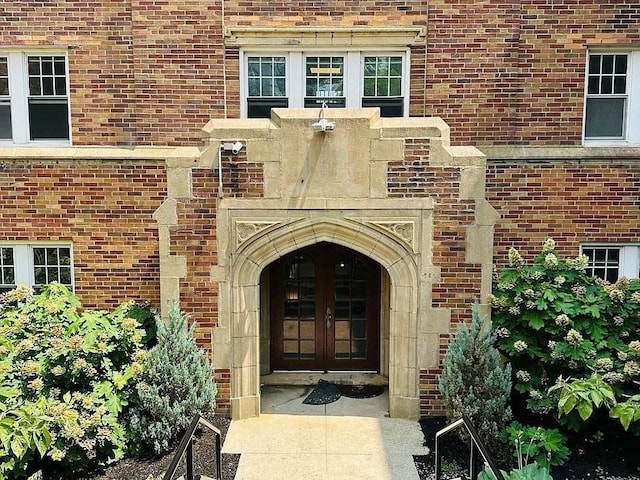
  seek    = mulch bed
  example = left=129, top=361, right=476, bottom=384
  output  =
left=414, top=416, right=640, bottom=480
left=41, top=415, right=239, bottom=480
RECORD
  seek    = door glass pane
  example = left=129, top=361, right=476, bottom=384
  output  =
left=300, top=321, right=315, bottom=339
left=335, top=321, right=349, bottom=340
left=300, top=341, right=315, bottom=359
left=335, top=340, right=350, bottom=359
left=283, top=320, right=298, bottom=338
left=351, top=320, right=366, bottom=339
left=352, top=340, right=366, bottom=359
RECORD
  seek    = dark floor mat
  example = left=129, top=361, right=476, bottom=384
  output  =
left=302, top=379, right=342, bottom=405
left=338, top=384, right=385, bottom=398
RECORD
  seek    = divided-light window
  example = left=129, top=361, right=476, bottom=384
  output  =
left=0, top=244, right=73, bottom=293
left=242, top=50, right=408, bottom=119
left=0, top=52, right=70, bottom=145
left=581, top=244, right=640, bottom=282
left=584, top=51, right=640, bottom=144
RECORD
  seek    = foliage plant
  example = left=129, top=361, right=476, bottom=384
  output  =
left=129, top=303, right=217, bottom=454
left=501, top=421, right=569, bottom=470
left=479, top=462, right=552, bottom=480
left=490, top=239, right=640, bottom=431
left=439, top=303, right=513, bottom=446
left=610, top=390, right=640, bottom=433
left=0, top=283, right=147, bottom=479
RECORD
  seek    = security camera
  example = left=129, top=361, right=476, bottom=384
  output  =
left=312, top=118, right=336, bottom=133
left=231, top=141, right=244, bottom=154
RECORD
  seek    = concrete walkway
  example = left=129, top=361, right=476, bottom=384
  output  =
left=222, top=386, right=428, bottom=479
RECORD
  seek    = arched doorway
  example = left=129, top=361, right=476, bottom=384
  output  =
left=269, top=242, right=381, bottom=372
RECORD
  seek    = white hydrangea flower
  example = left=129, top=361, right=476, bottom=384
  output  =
left=513, top=340, right=528, bottom=352
left=623, top=361, right=640, bottom=377
left=544, top=253, right=559, bottom=268
left=594, top=357, right=614, bottom=372
left=508, top=247, right=525, bottom=267
left=555, top=314, right=572, bottom=328
left=565, top=328, right=583, bottom=345
left=542, top=238, right=556, bottom=253
left=495, top=327, right=511, bottom=338
left=516, top=370, right=531, bottom=382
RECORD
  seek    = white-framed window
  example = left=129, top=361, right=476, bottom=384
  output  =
left=584, top=51, right=640, bottom=145
left=0, top=52, right=71, bottom=146
left=580, top=244, right=640, bottom=282
left=241, top=49, right=410, bottom=119
left=0, top=244, right=73, bottom=293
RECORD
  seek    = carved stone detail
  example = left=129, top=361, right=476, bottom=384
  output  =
left=369, top=221, right=415, bottom=249
left=235, top=221, right=281, bottom=247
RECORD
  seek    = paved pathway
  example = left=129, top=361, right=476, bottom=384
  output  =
left=221, top=386, right=428, bottom=480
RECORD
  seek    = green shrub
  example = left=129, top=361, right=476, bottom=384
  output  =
left=123, top=300, right=158, bottom=348
left=0, top=283, right=147, bottom=479
left=439, top=303, right=513, bottom=446
left=479, top=462, right=552, bottom=480
left=491, top=238, right=640, bottom=431
left=129, top=304, right=217, bottom=454
left=502, top=421, right=569, bottom=470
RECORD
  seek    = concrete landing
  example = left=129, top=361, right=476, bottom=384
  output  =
left=221, top=386, right=428, bottom=479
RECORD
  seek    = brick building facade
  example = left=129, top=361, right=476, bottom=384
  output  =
left=1, top=1, right=639, bottom=419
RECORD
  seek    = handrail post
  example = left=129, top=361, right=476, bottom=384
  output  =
left=434, top=416, right=505, bottom=480
left=186, top=442, right=194, bottom=480
left=163, top=414, right=224, bottom=480
left=215, top=429, right=222, bottom=480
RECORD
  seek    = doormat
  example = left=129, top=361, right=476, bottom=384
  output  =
left=338, top=384, right=385, bottom=399
left=302, top=379, right=342, bottom=405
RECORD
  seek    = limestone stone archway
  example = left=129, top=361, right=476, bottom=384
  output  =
left=214, top=205, right=427, bottom=420
left=155, top=109, right=496, bottom=420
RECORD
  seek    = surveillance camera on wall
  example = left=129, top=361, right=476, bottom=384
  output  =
left=221, top=141, right=244, bottom=154
left=312, top=118, right=336, bottom=133
left=231, top=141, right=243, bottom=154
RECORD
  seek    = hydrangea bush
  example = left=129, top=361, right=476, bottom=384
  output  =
left=0, top=283, right=147, bottom=478
left=490, top=239, right=640, bottom=431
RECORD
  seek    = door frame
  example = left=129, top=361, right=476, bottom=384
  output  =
left=212, top=205, right=436, bottom=421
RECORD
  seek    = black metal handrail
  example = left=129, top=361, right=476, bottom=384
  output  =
left=163, top=414, right=222, bottom=480
left=435, top=415, right=505, bottom=480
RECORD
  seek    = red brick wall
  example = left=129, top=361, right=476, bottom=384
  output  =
left=4, top=0, right=640, bottom=146
left=388, top=140, right=481, bottom=417
left=487, top=160, right=640, bottom=265
left=0, top=159, right=166, bottom=309
left=427, top=1, right=640, bottom=145
left=2, top=1, right=225, bottom=146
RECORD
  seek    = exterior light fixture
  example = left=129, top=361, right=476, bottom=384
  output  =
left=312, top=102, right=336, bottom=133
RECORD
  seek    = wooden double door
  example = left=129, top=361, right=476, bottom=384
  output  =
left=270, top=243, right=380, bottom=372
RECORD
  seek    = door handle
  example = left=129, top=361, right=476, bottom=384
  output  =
left=325, top=306, right=332, bottom=328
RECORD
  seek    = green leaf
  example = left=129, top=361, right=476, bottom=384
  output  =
left=577, top=401, right=593, bottom=421
left=559, top=393, right=577, bottom=414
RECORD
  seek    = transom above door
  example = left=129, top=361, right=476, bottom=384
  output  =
left=270, top=242, right=380, bottom=372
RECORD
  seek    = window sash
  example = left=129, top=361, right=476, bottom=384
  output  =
left=0, top=244, right=74, bottom=291
left=584, top=51, right=640, bottom=144
left=581, top=245, right=640, bottom=282
left=0, top=52, right=70, bottom=145
left=240, top=49, right=409, bottom=118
